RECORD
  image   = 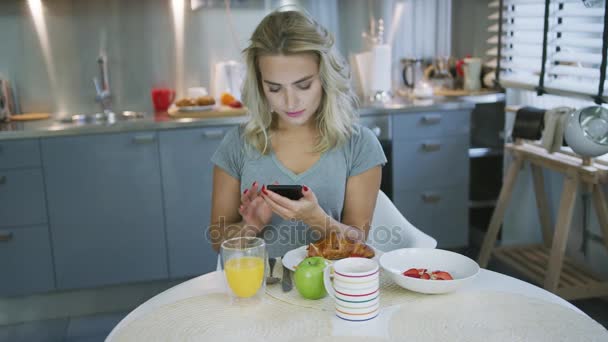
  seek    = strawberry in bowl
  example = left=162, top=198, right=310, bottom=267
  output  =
left=403, top=268, right=453, bottom=280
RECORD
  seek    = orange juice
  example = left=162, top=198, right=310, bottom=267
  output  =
left=225, top=256, right=265, bottom=298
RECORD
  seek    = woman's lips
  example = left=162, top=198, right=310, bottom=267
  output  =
left=287, top=109, right=305, bottom=117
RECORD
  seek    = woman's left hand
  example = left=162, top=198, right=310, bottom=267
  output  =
left=261, top=184, right=323, bottom=225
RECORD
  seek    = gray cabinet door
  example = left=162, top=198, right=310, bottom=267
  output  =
left=392, top=134, right=469, bottom=191
left=0, top=168, right=47, bottom=228
left=0, top=139, right=41, bottom=169
left=159, top=127, right=228, bottom=278
left=0, top=225, right=55, bottom=296
left=393, top=186, right=469, bottom=248
left=42, top=132, right=168, bottom=289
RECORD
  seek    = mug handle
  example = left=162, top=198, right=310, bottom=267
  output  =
left=323, top=265, right=336, bottom=299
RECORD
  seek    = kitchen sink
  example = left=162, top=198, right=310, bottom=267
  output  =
left=58, top=111, right=146, bottom=124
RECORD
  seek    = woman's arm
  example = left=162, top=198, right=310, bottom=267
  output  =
left=209, top=166, right=263, bottom=252
left=309, top=165, right=382, bottom=240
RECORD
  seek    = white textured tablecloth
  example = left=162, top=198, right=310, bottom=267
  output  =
left=107, top=269, right=607, bottom=341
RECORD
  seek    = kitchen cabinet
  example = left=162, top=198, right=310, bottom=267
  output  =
left=0, top=168, right=47, bottom=228
left=42, top=132, right=168, bottom=289
left=391, top=110, right=470, bottom=248
left=159, top=126, right=229, bottom=278
left=0, top=225, right=55, bottom=296
left=0, top=139, right=41, bottom=169
left=0, top=138, right=55, bottom=296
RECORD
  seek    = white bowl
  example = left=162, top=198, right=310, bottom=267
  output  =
left=379, top=248, right=480, bottom=294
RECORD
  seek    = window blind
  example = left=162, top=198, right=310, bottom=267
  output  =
left=487, top=0, right=607, bottom=101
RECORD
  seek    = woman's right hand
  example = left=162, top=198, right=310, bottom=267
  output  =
left=239, top=182, right=273, bottom=234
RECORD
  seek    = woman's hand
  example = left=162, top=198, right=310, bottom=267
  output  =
left=261, top=184, right=324, bottom=226
left=238, top=182, right=273, bottom=235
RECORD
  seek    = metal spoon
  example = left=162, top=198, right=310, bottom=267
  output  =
left=267, top=257, right=280, bottom=285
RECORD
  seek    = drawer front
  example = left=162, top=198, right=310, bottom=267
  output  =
left=0, top=168, right=47, bottom=227
left=392, top=135, right=469, bottom=191
left=393, top=186, right=469, bottom=248
left=0, top=226, right=55, bottom=296
left=392, top=111, right=470, bottom=141
left=0, top=139, right=41, bottom=169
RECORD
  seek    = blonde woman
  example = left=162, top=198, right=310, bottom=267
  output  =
left=209, top=10, right=386, bottom=257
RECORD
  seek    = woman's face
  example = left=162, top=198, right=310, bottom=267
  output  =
left=258, top=53, right=323, bottom=129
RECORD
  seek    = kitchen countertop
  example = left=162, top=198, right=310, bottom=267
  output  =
left=0, top=96, right=478, bottom=141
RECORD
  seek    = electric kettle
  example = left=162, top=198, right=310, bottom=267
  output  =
left=401, top=58, right=425, bottom=89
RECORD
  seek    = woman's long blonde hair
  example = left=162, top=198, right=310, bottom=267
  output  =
left=241, top=10, right=358, bottom=155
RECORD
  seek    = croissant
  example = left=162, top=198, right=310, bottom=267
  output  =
left=306, top=231, right=375, bottom=260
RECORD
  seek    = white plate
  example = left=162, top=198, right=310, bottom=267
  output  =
left=176, top=104, right=215, bottom=112
left=281, top=245, right=383, bottom=271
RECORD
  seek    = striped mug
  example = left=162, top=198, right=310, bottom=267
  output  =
left=323, top=257, right=380, bottom=321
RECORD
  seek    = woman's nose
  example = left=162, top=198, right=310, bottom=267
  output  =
left=284, top=88, right=299, bottom=110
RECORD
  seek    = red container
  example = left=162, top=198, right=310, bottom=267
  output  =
left=151, top=88, right=175, bottom=112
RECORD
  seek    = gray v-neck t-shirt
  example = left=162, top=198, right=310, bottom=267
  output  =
left=211, top=123, right=387, bottom=257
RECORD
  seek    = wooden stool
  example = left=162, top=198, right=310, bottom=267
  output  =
left=478, top=141, right=608, bottom=300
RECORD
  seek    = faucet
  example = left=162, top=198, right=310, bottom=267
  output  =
left=93, top=54, right=113, bottom=117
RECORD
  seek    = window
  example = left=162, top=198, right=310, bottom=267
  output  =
left=487, top=0, right=607, bottom=102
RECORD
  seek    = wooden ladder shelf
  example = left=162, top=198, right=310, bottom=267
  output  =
left=478, top=141, right=608, bottom=300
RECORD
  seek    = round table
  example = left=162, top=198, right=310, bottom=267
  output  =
left=107, top=269, right=600, bottom=341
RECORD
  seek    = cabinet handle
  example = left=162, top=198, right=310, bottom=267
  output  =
left=421, top=114, right=441, bottom=125
left=0, top=175, right=5, bottom=185
left=132, top=134, right=156, bottom=144
left=201, top=129, right=225, bottom=139
left=421, top=193, right=441, bottom=203
left=421, top=142, right=441, bottom=152
left=0, top=232, right=13, bottom=242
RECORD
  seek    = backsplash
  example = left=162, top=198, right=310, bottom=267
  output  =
left=0, top=0, right=451, bottom=116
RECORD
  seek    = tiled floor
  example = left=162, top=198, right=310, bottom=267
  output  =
left=2, top=247, right=607, bottom=341
left=0, top=311, right=127, bottom=342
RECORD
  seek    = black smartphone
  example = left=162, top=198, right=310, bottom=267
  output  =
left=266, top=185, right=303, bottom=200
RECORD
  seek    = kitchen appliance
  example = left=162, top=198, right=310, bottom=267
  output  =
left=428, top=57, right=454, bottom=89
left=401, top=58, right=425, bottom=90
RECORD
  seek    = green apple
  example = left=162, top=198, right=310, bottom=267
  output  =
left=294, top=257, right=328, bottom=300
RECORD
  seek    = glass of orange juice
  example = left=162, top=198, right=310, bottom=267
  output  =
left=220, top=237, right=266, bottom=299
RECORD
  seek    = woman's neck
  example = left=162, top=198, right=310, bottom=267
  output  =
left=272, top=117, right=318, bottom=140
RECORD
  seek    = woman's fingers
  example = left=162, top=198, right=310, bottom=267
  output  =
left=263, top=186, right=294, bottom=208
left=241, top=181, right=261, bottom=205
left=262, top=191, right=292, bottom=220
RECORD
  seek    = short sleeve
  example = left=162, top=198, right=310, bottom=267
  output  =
left=210, top=126, right=245, bottom=180
left=347, top=124, right=388, bottom=177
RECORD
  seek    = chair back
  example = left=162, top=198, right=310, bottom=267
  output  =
left=367, top=190, right=437, bottom=252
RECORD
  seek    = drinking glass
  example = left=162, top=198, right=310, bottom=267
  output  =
left=220, top=237, right=267, bottom=299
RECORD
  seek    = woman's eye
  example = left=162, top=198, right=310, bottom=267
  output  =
left=268, top=86, right=281, bottom=93
left=297, top=83, right=312, bottom=90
